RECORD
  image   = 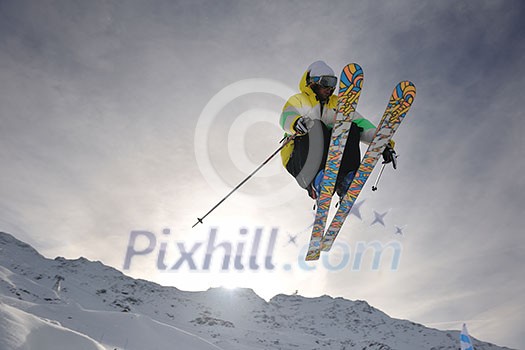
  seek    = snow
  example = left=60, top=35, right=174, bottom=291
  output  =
left=0, top=302, right=105, bottom=350
left=0, top=232, right=514, bottom=350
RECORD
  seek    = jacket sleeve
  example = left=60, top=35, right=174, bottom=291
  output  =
left=353, top=111, right=377, bottom=144
left=280, top=94, right=303, bottom=135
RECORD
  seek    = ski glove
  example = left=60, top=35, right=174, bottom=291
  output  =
left=382, top=141, right=397, bottom=169
left=382, top=146, right=396, bottom=167
left=293, top=116, right=314, bottom=135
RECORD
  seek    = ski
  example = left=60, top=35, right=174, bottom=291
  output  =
left=305, top=63, right=364, bottom=261
left=321, top=81, right=416, bottom=252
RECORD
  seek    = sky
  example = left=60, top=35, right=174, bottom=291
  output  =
left=1, top=0, right=524, bottom=348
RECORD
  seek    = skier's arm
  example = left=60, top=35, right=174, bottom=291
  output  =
left=354, top=113, right=396, bottom=150
left=353, top=111, right=377, bottom=144
left=280, top=95, right=304, bottom=135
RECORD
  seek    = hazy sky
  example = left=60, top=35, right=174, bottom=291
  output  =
left=1, top=0, right=524, bottom=348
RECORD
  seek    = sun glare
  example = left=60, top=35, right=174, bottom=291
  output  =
left=221, top=282, right=239, bottom=290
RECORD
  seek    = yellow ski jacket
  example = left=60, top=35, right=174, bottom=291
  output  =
left=279, top=70, right=376, bottom=167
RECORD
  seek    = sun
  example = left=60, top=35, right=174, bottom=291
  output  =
left=220, top=279, right=239, bottom=290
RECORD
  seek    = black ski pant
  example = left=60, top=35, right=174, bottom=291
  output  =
left=285, top=120, right=362, bottom=190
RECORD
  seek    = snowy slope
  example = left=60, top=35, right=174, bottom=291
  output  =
left=0, top=232, right=515, bottom=350
left=0, top=302, right=105, bottom=350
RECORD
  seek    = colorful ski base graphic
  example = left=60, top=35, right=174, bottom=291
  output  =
left=320, top=81, right=416, bottom=253
left=305, top=63, right=364, bottom=261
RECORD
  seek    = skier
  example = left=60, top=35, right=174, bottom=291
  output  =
left=279, top=60, right=396, bottom=199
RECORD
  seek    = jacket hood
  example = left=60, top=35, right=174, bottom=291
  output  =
left=299, top=69, right=312, bottom=94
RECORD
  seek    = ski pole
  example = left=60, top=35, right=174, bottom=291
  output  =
left=371, top=153, right=398, bottom=191
left=371, top=163, right=386, bottom=192
left=192, top=135, right=295, bottom=228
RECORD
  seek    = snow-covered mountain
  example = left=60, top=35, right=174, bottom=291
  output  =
left=0, top=232, right=514, bottom=350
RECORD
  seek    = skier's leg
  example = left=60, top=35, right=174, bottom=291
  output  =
left=306, top=122, right=331, bottom=198
left=336, top=123, right=361, bottom=196
left=318, top=121, right=331, bottom=171
left=285, top=120, right=328, bottom=194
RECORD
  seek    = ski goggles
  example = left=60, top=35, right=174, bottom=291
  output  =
left=310, top=75, right=337, bottom=89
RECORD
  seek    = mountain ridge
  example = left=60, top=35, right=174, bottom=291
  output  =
left=0, top=232, right=514, bottom=350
